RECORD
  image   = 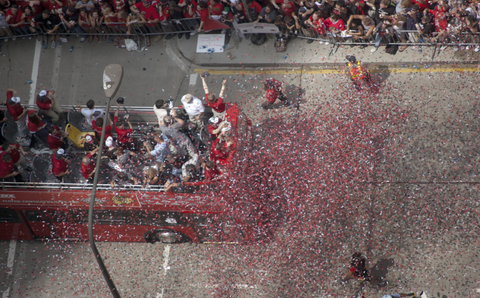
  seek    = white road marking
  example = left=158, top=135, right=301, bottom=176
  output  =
left=162, top=244, right=171, bottom=276
left=6, top=240, right=16, bottom=275
left=189, top=73, right=198, bottom=86
left=2, top=287, right=10, bottom=298
left=29, top=40, right=42, bottom=105
left=475, top=288, right=480, bottom=293
left=10, top=241, right=27, bottom=298
left=156, top=289, right=165, bottom=298
left=51, top=45, right=62, bottom=92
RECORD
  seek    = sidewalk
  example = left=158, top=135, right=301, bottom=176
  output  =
left=175, top=32, right=480, bottom=67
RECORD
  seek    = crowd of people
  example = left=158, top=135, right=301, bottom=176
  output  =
left=1, top=74, right=236, bottom=192
left=0, top=0, right=479, bottom=50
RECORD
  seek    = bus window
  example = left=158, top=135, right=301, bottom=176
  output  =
left=22, top=210, right=54, bottom=238
left=0, top=208, right=22, bottom=223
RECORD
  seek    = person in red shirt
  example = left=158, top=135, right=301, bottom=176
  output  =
left=81, top=147, right=100, bottom=181
left=5, top=5, right=28, bottom=36
left=46, top=125, right=69, bottom=151
left=0, top=143, right=29, bottom=170
left=279, top=0, right=295, bottom=18
left=324, top=13, right=346, bottom=33
left=51, top=148, right=71, bottom=181
left=0, top=154, right=23, bottom=182
left=36, top=90, right=63, bottom=125
left=92, top=116, right=113, bottom=140
left=209, top=0, right=224, bottom=18
left=194, top=2, right=210, bottom=33
left=207, top=117, right=227, bottom=139
left=262, top=78, right=289, bottom=109
left=306, top=11, right=326, bottom=36
left=6, top=88, right=30, bottom=141
left=201, top=73, right=227, bottom=118
left=242, top=0, right=262, bottom=19
left=84, top=134, right=98, bottom=151
left=133, top=0, right=160, bottom=45
left=202, top=159, right=221, bottom=180
left=27, top=110, right=49, bottom=144
left=209, top=137, right=234, bottom=165
left=178, top=0, right=197, bottom=39
left=113, top=103, right=133, bottom=146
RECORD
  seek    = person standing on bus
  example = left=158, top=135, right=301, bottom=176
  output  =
left=46, top=125, right=69, bottom=152
left=76, top=99, right=105, bottom=127
left=201, top=72, right=227, bottom=119
left=5, top=88, right=30, bottom=144
left=0, top=143, right=29, bottom=172
left=0, top=153, right=23, bottom=182
left=161, top=115, right=196, bottom=158
left=144, top=133, right=172, bottom=167
left=52, top=148, right=71, bottom=182
left=114, top=102, right=133, bottom=146
left=81, top=147, right=100, bottom=182
left=36, top=90, right=63, bottom=125
left=181, top=94, right=205, bottom=128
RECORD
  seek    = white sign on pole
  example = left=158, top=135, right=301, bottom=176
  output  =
left=196, top=34, right=225, bottom=53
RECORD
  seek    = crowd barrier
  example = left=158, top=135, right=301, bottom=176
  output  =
left=1, top=19, right=479, bottom=59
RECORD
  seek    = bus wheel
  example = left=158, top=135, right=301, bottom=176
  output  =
left=152, top=229, right=191, bottom=244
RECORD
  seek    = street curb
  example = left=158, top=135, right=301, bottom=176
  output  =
left=165, top=38, right=199, bottom=74
left=171, top=38, right=480, bottom=70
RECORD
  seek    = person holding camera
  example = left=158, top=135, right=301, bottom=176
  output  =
left=59, top=6, right=88, bottom=42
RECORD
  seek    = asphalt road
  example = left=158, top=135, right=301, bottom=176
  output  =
left=1, top=38, right=480, bottom=298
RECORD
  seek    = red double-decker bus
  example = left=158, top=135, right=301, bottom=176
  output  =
left=0, top=103, right=252, bottom=244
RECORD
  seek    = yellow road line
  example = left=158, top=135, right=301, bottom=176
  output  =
left=194, top=67, right=480, bottom=75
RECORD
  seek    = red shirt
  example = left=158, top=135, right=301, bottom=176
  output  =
left=6, top=91, right=24, bottom=121
left=207, top=119, right=223, bottom=138
left=242, top=1, right=262, bottom=15
left=308, top=16, right=326, bottom=35
left=52, top=154, right=68, bottom=176
left=81, top=153, right=96, bottom=179
left=197, top=7, right=209, bottom=22
left=92, top=122, right=113, bottom=139
left=281, top=2, right=295, bottom=17
left=413, top=0, right=429, bottom=11
left=205, top=94, right=226, bottom=113
left=135, top=2, right=160, bottom=22
left=204, top=163, right=221, bottom=180
left=265, top=79, right=283, bottom=104
left=323, top=18, right=345, bottom=31
left=209, top=138, right=229, bottom=161
left=113, top=116, right=133, bottom=144
left=180, top=0, right=197, bottom=18
left=36, top=91, right=53, bottom=110
left=0, top=159, right=14, bottom=178
left=210, top=2, right=224, bottom=16
left=47, top=126, right=63, bottom=150
left=6, top=9, right=22, bottom=25
left=27, top=111, right=43, bottom=133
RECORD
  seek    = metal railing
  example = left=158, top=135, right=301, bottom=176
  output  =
left=0, top=181, right=165, bottom=191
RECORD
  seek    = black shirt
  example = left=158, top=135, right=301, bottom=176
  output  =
left=33, top=13, right=61, bottom=29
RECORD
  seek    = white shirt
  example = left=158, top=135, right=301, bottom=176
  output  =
left=181, top=153, right=200, bottom=177
left=81, top=108, right=105, bottom=126
left=181, top=95, right=205, bottom=116
left=153, top=105, right=168, bottom=124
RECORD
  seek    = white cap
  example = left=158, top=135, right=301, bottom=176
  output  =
left=105, top=136, right=114, bottom=147
left=57, top=148, right=65, bottom=155
left=222, top=10, right=228, bottom=14
left=209, top=117, right=220, bottom=125
left=85, top=135, right=93, bottom=143
left=11, top=97, right=21, bottom=104
left=39, top=90, right=47, bottom=97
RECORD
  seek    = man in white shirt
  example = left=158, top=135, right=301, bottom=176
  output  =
left=153, top=99, right=168, bottom=125
left=78, top=99, right=105, bottom=127
left=181, top=94, right=205, bottom=127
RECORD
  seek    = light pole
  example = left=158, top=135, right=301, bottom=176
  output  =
left=88, top=64, right=124, bottom=298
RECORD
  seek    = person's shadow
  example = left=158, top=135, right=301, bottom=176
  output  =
left=369, top=258, right=395, bottom=286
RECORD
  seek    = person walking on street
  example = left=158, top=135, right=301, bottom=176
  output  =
left=345, top=55, right=378, bottom=93
left=262, top=78, right=289, bottom=110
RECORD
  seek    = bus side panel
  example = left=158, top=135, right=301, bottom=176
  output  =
left=0, top=208, right=34, bottom=241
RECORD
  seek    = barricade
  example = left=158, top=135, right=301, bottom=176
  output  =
left=0, top=24, right=38, bottom=41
